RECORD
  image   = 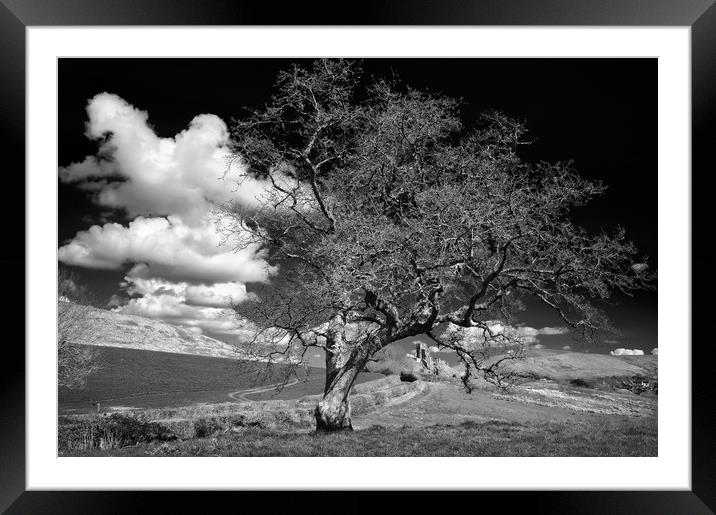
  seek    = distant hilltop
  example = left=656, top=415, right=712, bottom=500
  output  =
left=59, top=301, right=254, bottom=361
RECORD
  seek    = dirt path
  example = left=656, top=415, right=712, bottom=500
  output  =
left=228, top=378, right=300, bottom=401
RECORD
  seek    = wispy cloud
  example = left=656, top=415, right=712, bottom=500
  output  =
left=444, top=322, right=568, bottom=347
left=515, top=325, right=569, bottom=344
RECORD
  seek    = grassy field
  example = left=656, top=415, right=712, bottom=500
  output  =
left=58, top=345, right=657, bottom=457
left=59, top=346, right=382, bottom=413
left=59, top=371, right=657, bottom=457
left=63, top=415, right=656, bottom=457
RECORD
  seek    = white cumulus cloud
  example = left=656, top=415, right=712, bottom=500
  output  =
left=185, top=282, right=253, bottom=307
left=59, top=93, right=268, bottom=224
left=116, top=281, right=252, bottom=337
left=59, top=215, right=272, bottom=284
left=119, top=275, right=252, bottom=307
left=58, top=93, right=273, bottom=339
left=610, top=348, right=644, bottom=356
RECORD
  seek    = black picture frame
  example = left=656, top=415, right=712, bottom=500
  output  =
left=3, top=1, right=713, bottom=513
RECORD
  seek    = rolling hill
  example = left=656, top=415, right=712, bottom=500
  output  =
left=60, top=301, right=247, bottom=360
left=58, top=302, right=655, bottom=414
left=58, top=303, right=383, bottom=413
left=381, top=340, right=657, bottom=382
left=501, top=348, right=658, bottom=382
left=58, top=346, right=383, bottom=414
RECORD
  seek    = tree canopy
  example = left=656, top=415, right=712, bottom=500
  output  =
left=219, top=59, right=653, bottom=430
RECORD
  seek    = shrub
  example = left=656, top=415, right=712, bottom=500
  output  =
left=400, top=371, right=418, bottom=382
left=58, top=413, right=172, bottom=451
left=570, top=378, right=593, bottom=388
left=618, top=376, right=657, bottom=395
left=193, top=417, right=224, bottom=438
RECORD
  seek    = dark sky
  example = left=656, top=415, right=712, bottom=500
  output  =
left=58, top=58, right=657, bottom=354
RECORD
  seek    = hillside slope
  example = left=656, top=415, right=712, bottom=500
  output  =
left=501, top=349, right=657, bottom=382
left=60, top=301, right=244, bottom=360
left=506, top=352, right=654, bottom=380
left=59, top=346, right=383, bottom=413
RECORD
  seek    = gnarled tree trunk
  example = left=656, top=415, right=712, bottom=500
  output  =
left=314, top=339, right=372, bottom=432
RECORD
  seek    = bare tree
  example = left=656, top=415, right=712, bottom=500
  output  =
left=218, top=60, right=654, bottom=431
left=58, top=267, right=100, bottom=389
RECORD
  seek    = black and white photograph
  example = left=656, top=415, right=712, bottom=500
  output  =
left=56, top=57, right=658, bottom=457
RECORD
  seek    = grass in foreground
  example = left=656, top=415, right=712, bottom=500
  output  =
left=61, top=416, right=656, bottom=457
